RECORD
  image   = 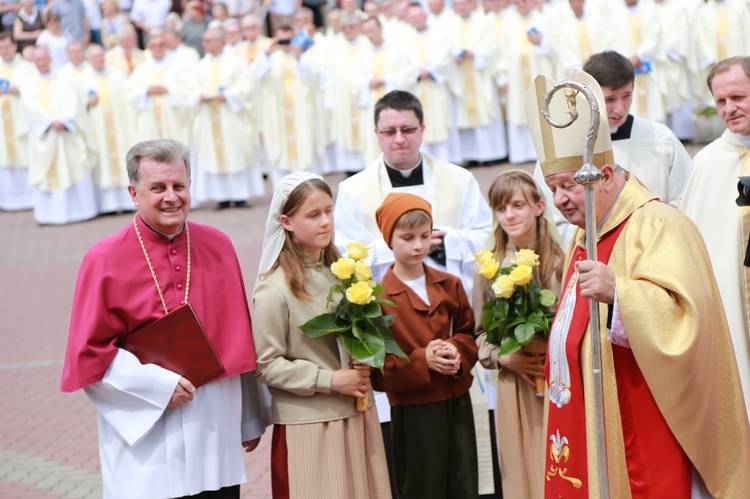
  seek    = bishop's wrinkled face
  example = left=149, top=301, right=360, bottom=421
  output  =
left=129, top=159, right=191, bottom=235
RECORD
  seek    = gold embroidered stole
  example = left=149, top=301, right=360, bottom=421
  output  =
left=151, top=68, right=165, bottom=138
left=372, top=49, right=386, bottom=103
left=459, top=20, right=478, bottom=127
left=347, top=45, right=359, bottom=150
left=628, top=12, right=649, bottom=118
left=577, top=20, right=592, bottom=64
left=208, top=60, right=225, bottom=172
left=716, top=5, right=728, bottom=61
left=40, top=79, right=59, bottom=190
left=0, top=65, right=16, bottom=165
left=281, top=55, right=298, bottom=169
left=247, top=42, right=261, bottom=64
left=519, top=17, right=533, bottom=93
left=416, top=33, right=430, bottom=120
left=97, top=75, right=121, bottom=185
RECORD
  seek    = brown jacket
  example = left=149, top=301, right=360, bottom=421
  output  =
left=372, top=264, right=478, bottom=406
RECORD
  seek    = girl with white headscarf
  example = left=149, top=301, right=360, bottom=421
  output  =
left=252, top=172, right=391, bottom=498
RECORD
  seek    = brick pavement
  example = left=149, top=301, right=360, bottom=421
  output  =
left=6, top=160, right=667, bottom=498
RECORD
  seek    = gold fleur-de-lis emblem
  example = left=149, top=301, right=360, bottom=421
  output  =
left=546, top=429, right=583, bottom=489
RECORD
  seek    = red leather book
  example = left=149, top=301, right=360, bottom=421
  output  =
left=117, top=303, right=226, bottom=388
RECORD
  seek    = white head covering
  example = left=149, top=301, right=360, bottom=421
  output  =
left=255, top=171, right=324, bottom=287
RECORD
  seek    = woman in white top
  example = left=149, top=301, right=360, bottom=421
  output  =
left=35, top=13, right=69, bottom=69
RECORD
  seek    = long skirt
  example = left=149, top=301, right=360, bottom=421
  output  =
left=495, top=369, right=545, bottom=499
left=271, top=405, right=392, bottom=499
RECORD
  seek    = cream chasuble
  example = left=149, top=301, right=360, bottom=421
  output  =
left=192, top=53, right=259, bottom=176
left=692, top=0, right=750, bottom=108
left=0, top=56, right=31, bottom=168
left=449, top=12, right=497, bottom=129
left=324, top=37, right=370, bottom=155
left=500, top=9, right=554, bottom=126
left=127, top=58, right=195, bottom=145
left=235, top=36, right=272, bottom=66
left=402, top=28, right=456, bottom=145
left=249, top=51, right=316, bottom=173
left=22, top=70, right=94, bottom=192
left=608, top=1, right=665, bottom=121
left=681, top=129, right=750, bottom=419
left=105, top=47, right=145, bottom=76
left=80, top=68, right=137, bottom=190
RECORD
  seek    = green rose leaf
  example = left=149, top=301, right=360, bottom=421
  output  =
left=539, top=288, right=558, bottom=307
left=514, top=322, right=536, bottom=345
left=499, top=336, right=521, bottom=356
left=342, top=329, right=385, bottom=369
left=300, top=313, right=349, bottom=337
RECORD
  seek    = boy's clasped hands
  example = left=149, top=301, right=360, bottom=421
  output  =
left=426, top=339, right=461, bottom=376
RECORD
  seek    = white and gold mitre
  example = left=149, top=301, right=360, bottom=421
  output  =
left=525, top=70, right=614, bottom=177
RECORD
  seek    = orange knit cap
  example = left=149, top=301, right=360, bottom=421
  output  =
left=375, top=192, right=433, bottom=247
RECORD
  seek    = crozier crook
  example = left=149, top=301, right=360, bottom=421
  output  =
left=542, top=80, right=610, bottom=499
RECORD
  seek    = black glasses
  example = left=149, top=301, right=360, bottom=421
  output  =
left=377, top=126, right=420, bottom=137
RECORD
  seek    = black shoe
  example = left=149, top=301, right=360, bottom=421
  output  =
left=234, top=200, right=250, bottom=208
left=215, top=201, right=231, bottom=211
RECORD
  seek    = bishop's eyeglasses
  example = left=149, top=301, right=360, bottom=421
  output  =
left=377, top=126, right=420, bottom=137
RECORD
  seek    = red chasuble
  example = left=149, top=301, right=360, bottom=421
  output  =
left=60, top=219, right=257, bottom=392
left=544, top=218, right=690, bottom=498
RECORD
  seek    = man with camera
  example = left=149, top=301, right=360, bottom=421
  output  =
left=681, top=56, right=750, bottom=419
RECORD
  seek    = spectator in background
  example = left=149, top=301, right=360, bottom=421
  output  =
left=46, top=0, right=89, bottom=42
left=36, top=12, right=69, bottom=69
left=82, top=0, right=103, bottom=44
left=181, top=1, right=208, bottom=56
left=100, top=0, right=127, bottom=48
left=14, top=0, right=43, bottom=52
left=130, top=0, right=170, bottom=45
left=210, top=2, right=229, bottom=24
left=0, top=0, right=20, bottom=34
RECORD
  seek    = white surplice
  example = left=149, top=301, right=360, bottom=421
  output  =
left=85, top=348, right=271, bottom=499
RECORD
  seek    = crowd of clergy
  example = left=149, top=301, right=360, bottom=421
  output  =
left=0, top=0, right=748, bottom=225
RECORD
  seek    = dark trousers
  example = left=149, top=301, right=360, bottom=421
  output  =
left=176, top=485, right=240, bottom=499
left=391, top=391, right=479, bottom=499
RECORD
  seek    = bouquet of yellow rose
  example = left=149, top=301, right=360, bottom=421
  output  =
left=300, top=242, right=407, bottom=408
left=476, top=248, right=558, bottom=394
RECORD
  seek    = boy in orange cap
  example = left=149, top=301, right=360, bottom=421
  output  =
left=371, top=192, right=479, bottom=499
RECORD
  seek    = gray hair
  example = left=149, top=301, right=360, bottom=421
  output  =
left=127, top=140, right=191, bottom=185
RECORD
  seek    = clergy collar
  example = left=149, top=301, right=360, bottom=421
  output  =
left=138, top=215, right=186, bottom=242
left=610, top=115, right=634, bottom=141
left=385, top=157, right=424, bottom=187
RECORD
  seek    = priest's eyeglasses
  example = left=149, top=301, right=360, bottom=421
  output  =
left=377, top=126, right=420, bottom=137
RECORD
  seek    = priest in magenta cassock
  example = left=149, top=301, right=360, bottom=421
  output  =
left=526, top=70, right=750, bottom=498
left=60, top=140, right=270, bottom=499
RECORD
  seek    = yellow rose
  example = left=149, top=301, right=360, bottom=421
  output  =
left=510, top=264, right=533, bottom=286
left=492, top=275, right=516, bottom=299
left=331, top=258, right=356, bottom=280
left=475, top=249, right=494, bottom=263
left=346, top=280, right=375, bottom=305
left=354, top=261, right=372, bottom=281
left=479, top=258, right=500, bottom=280
left=514, top=249, right=540, bottom=267
left=347, top=242, right=369, bottom=261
